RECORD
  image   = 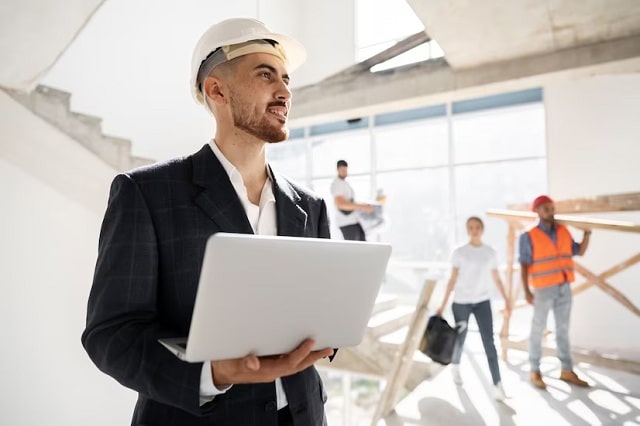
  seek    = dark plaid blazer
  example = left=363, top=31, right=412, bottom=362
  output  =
left=82, top=144, right=331, bottom=425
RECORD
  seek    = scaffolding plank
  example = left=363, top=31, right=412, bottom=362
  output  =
left=487, top=209, right=640, bottom=233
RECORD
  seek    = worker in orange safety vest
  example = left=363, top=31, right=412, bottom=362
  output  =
left=519, top=195, right=592, bottom=390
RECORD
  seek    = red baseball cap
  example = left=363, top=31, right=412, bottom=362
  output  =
left=532, top=195, right=554, bottom=211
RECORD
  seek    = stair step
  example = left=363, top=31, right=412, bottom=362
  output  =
left=405, top=361, right=441, bottom=391
left=367, top=306, right=415, bottom=338
left=6, top=84, right=155, bottom=172
left=34, top=85, right=71, bottom=108
left=371, top=293, right=398, bottom=315
left=378, top=326, right=409, bottom=345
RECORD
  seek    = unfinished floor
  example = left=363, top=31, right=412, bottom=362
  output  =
left=325, top=327, right=640, bottom=425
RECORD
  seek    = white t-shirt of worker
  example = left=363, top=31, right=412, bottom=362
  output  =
left=330, top=177, right=359, bottom=227
left=450, top=242, right=498, bottom=304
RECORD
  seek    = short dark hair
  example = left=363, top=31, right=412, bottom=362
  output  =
left=337, top=160, right=348, bottom=168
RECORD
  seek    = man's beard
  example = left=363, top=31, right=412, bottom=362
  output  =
left=229, top=92, right=289, bottom=143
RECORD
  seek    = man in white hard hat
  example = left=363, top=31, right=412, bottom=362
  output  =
left=82, top=18, right=333, bottom=425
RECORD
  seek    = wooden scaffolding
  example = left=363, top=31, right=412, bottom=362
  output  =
left=487, top=192, right=640, bottom=374
left=324, top=192, right=639, bottom=425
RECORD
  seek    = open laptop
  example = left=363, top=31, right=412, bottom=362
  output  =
left=159, top=233, right=392, bottom=362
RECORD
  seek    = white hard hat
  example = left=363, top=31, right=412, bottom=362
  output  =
left=190, top=18, right=307, bottom=104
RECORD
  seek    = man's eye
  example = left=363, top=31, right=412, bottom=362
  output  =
left=261, top=72, right=271, bottom=79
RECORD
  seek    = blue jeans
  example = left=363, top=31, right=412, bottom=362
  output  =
left=529, top=282, right=573, bottom=372
left=452, top=299, right=501, bottom=385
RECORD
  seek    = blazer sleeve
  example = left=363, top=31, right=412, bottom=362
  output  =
left=81, top=174, right=216, bottom=416
left=317, top=199, right=331, bottom=239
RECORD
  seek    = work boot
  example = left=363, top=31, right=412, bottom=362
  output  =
left=560, top=370, right=590, bottom=387
left=530, top=372, right=547, bottom=389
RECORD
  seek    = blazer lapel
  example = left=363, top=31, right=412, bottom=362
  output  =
left=191, top=145, right=253, bottom=234
left=270, top=166, right=308, bottom=237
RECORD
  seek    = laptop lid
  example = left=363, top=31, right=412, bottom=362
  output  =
left=165, top=232, right=391, bottom=362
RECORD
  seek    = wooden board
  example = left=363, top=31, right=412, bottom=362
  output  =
left=487, top=209, right=640, bottom=233
left=507, top=192, right=640, bottom=213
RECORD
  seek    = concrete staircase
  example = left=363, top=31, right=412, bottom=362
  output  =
left=4, top=85, right=153, bottom=171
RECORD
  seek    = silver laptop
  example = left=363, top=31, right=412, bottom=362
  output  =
left=159, top=232, right=392, bottom=362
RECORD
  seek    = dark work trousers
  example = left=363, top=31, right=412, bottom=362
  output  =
left=339, top=223, right=366, bottom=241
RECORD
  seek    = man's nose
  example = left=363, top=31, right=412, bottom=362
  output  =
left=275, top=79, right=291, bottom=101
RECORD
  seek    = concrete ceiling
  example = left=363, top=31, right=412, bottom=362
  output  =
left=408, top=0, right=640, bottom=69
left=291, top=0, right=640, bottom=124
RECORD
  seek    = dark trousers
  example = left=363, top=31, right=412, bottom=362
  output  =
left=339, top=223, right=366, bottom=241
left=451, top=299, right=502, bottom=385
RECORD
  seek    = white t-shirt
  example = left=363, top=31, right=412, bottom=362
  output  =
left=450, top=243, right=498, bottom=304
left=330, top=177, right=359, bottom=227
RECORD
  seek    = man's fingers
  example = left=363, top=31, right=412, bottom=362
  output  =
left=295, top=338, right=317, bottom=352
left=235, top=340, right=334, bottom=382
left=297, top=348, right=334, bottom=370
left=215, top=342, right=330, bottom=385
left=262, top=341, right=330, bottom=372
left=316, top=348, right=334, bottom=359
left=284, top=338, right=317, bottom=364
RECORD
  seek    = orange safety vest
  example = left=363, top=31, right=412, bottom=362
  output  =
left=526, top=224, right=575, bottom=289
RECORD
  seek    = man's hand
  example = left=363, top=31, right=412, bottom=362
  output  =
left=525, top=290, right=534, bottom=305
left=211, top=339, right=334, bottom=386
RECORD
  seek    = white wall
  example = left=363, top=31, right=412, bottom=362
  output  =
left=545, top=73, right=640, bottom=359
left=0, top=94, right=136, bottom=424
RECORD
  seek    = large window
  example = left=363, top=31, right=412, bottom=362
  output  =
left=311, top=132, right=371, bottom=178
left=453, top=103, right=546, bottom=163
left=454, top=158, right=547, bottom=257
left=266, top=89, right=547, bottom=268
left=375, top=118, right=448, bottom=170
left=266, top=137, right=308, bottom=181
left=377, top=168, right=451, bottom=260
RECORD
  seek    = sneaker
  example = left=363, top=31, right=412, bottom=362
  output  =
left=560, top=370, right=590, bottom=387
left=452, top=365, right=463, bottom=385
left=530, top=371, right=547, bottom=389
left=493, top=382, right=507, bottom=401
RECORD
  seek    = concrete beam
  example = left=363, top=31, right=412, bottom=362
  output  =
left=341, top=31, right=430, bottom=75
left=290, top=34, right=640, bottom=126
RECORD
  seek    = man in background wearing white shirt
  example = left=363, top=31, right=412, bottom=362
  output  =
left=330, top=159, right=373, bottom=240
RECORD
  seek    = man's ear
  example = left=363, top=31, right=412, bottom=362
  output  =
left=203, top=76, right=227, bottom=105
